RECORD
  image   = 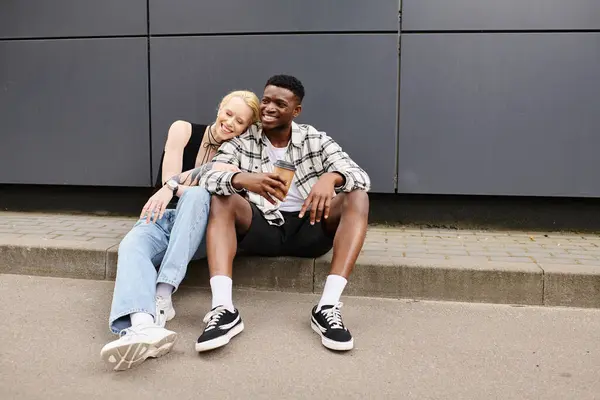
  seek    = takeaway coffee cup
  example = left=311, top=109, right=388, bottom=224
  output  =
left=273, top=160, right=296, bottom=196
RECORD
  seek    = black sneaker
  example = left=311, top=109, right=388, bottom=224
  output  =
left=311, top=302, right=354, bottom=351
left=195, top=306, right=244, bottom=352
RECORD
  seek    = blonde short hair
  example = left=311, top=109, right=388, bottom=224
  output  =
left=218, top=90, right=261, bottom=125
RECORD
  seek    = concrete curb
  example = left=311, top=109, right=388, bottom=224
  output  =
left=1, top=238, right=599, bottom=308
left=540, top=263, right=600, bottom=308
left=315, top=254, right=544, bottom=306
left=0, top=237, right=117, bottom=281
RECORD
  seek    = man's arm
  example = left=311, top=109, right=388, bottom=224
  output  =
left=171, top=140, right=242, bottom=195
left=320, top=135, right=371, bottom=192
left=167, top=135, right=286, bottom=202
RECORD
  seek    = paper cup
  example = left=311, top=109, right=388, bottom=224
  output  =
left=273, top=160, right=296, bottom=196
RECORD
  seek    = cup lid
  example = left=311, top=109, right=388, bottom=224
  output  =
left=274, top=160, right=296, bottom=171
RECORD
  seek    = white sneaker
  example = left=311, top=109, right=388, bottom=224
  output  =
left=100, top=324, right=177, bottom=371
left=155, top=296, right=176, bottom=328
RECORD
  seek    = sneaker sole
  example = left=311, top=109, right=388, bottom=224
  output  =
left=101, top=332, right=177, bottom=371
left=311, top=320, right=354, bottom=351
left=195, top=322, right=244, bottom=353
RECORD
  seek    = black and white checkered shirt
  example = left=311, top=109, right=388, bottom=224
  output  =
left=200, top=122, right=370, bottom=226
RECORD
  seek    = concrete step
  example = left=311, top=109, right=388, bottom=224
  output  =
left=1, top=212, right=600, bottom=308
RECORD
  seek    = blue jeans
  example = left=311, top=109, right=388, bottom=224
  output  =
left=108, top=187, right=210, bottom=334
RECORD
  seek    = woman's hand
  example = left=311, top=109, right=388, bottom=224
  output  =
left=140, top=186, right=174, bottom=223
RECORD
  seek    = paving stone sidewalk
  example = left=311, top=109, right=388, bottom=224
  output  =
left=1, top=211, right=600, bottom=308
left=1, top=211, right=599, bottom=264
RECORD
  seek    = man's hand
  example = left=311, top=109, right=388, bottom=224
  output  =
left=299, top=173, right=341, bottom=224
left=213, top=162, right=240, bottom=173
left=140, top=186, right=174, bottom=223
left=232, top=172, right=287, bottom=205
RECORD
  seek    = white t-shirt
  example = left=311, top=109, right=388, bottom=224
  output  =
left=265, top=139, right=304, bottom=212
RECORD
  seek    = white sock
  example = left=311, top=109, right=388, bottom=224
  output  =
left=210, top=275, right=234, bottom=312
left=317, top=275, right=348, bottom=311
left=130, top=312, right=154, bottom=327
left=156, top=283, right=174, bottom=299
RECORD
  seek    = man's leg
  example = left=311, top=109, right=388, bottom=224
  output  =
left=322, top=190, right=370, bottom=279
left=154, top=187, right=211, bottom=326
left=102, top=215, right=178, bottom=371
left=206, top=194, right=253, bottom=275
left=206, top=194, right=253, bottom=309
left=311, top=190, right=369, bottom=351
left=195, top=194, right=253, bottom=352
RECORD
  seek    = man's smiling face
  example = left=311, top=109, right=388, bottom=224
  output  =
left=260, top=85, right=301, bottom=131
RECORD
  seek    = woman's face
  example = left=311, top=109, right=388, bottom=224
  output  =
left=214, top=96, right=254, bottom=140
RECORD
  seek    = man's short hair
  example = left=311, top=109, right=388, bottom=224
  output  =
left=265, top=74, right=305, bottom=103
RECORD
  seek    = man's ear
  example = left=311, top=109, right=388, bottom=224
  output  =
left=292, top=104, right=302, bottom=119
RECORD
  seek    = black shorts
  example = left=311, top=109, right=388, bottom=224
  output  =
left=238, top=203, right=334, bottom=258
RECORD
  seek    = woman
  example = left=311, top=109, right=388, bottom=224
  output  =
left=101, top=90, right=260, bottom=371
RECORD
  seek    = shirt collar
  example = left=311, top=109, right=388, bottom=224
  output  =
left=258, top=121, right=304, bottom=149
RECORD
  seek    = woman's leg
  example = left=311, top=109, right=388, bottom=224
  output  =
left=155, top=187, right=211, bottom=292
left=108, top=212, right=174, bottom=333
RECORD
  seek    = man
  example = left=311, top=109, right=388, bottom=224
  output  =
left=188, top=75, right=370, bottom=352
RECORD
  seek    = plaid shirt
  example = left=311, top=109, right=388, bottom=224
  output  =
left=200, top=122, right=370, bottom=226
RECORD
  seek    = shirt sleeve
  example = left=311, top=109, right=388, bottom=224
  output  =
left=320, top=135, right=371, bottom=192
left=199, top=140, right=243, bottom=195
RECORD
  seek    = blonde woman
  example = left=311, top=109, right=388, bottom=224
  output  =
left=101, top=90, right=260, bottom=371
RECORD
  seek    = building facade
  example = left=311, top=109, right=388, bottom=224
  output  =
left=1, top=1, right=599, bottom=196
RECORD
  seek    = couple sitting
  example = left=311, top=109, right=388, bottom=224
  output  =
left=101, top=75, right=371, bottom=371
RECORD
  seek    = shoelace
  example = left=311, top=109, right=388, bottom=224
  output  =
left=203, top=307, right=228, bottom=331
left=321, top=302, right=345, bottom=330
left=119, top=325, right=145, bottom=339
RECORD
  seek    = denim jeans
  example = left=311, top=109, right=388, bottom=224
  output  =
left=108, top=187, right=210, bottom=334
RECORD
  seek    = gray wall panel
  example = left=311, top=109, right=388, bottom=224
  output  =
left=0, top=1, right=147, bottom=38
left=398, top=33, right=600, bottom=197
left=402, top=0, right=600, bottom=31
left=150, top=0, right=398, bottom=34
left=0, top=39, right=150, bottom=186
left=151, top=35, right=397, bottom=192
